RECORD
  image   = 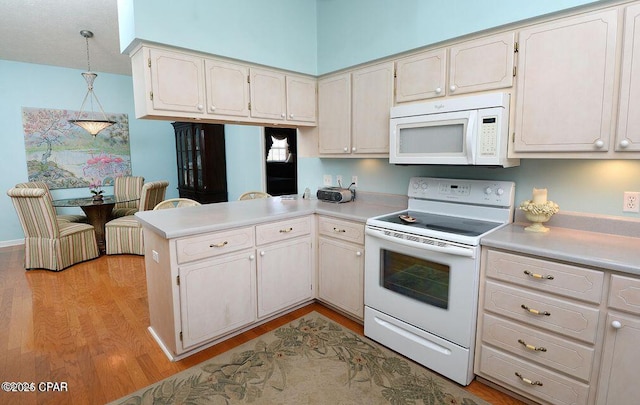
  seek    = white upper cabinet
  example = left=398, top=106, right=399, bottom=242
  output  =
left=395, top=49, right=446, bottom=102
left=448, top=32, right=515, bottom=95
left=318, top=73, right=352, bottom=154
left=351, top=62, right=394, bottom=154
left=249, top=67, right=287, bottom=121
left=395, top=32, right=515, bottom=103
left=131, top=45, right=316, bottom=127
left=616, top=3, right=640, bottom=152
left=147, top=48, right=207, bottom=114
left=286, top=75, right=317, bottom=123
left=512, top=9, right=618, bottom=154
left=204, top=59, right=250, bottom=118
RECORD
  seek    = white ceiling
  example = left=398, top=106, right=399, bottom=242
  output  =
left=0, top=0, right=131, bottom=75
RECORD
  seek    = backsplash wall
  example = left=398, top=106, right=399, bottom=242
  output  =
left=297, top=157, right=640, bottom=218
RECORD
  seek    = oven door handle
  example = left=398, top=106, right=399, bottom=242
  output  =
left=366, top=228, right=475, bottom=258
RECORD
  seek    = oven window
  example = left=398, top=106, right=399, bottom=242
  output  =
left=381, top=249, right=450, bottom=309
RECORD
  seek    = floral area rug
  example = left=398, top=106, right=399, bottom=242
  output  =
left=111, top=312, right=489, bottom=405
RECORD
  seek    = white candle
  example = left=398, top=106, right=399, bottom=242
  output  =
left=532, top=188, right=547, bottom=204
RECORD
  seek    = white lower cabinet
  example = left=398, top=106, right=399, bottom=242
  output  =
left=143, top=215, right=314, bottom=360
left=257, top=237, right=313, bottom=318
left=317, top=216, right=365, bottom=319
left=179, top=250, right=257, bottom=349
left=595, top=274, right=640, bottom=404
left=477, top=248, right=640, bottom=405
left=255, top=216, right=314, bottom=318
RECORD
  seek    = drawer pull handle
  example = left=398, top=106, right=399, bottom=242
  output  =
left=279, top=227, right=293, bottom=233
left=518, top=339, right=547, bottom=352
left=209, top=241, right=228, bottom=248
left=333, top=227, right=346, bottom=233
left=515, top=372, right=543, bottom=386
left=521, top=304, right=550, bottom=316
left=523, top=270, right=554, bottom=280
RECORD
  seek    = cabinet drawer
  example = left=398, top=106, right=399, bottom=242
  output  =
left=485, top=250, right=604, bottom=303
left=478, top=345, right=590, bottom=405
left=481, top=313, right=595, bottom=381
left=484, top=280, right=600, bottom=343
left=176, top=227, right=254, bottom=264
left=318, top=216, right=364, bottom=244
left=609, top=274, right=640, bottom=315
left=255, top=216, right=311, bottom=246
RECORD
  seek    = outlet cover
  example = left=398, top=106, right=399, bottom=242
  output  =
left=623, top=191, right=640, bottom=212
left=336, top=175, right=343, bottom=187
left=351, top=175, right=358, bottom=187
left=323, top=175, right=332, bottom=186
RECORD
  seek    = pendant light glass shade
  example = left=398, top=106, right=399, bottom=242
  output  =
left=68, top=30, right=116, bottom=137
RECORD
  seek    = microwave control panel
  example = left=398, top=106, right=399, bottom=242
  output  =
left=479, top=116, right=498, bottom=156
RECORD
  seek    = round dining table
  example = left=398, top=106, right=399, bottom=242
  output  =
left=52, top=195, right=139, bottom=254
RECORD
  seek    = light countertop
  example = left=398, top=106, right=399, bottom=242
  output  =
left=481, top=214, right=640, bottom=275
left=135, top=194, right=407, bottom=240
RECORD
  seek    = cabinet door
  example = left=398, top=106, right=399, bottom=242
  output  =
left=204, top=59, right=250, bottom=118
left=179, top=251, right=256, bottom=349
left=616, top=3, right=640, bottom=152
left=250, top=68, right=286, bottom=121
left=449, top=32, right=515, bottom=95
left=395, top=48, right=446, bottom=102
left=286, top=75, right=317, bottom=123
left=513, top=9, right=618, bottom=153
left=596, top=313, right=640, bottom=404
left=149, top=48, right=206, bottom=114
left=318, top=237, right=364, bottom=319
left=257, top=237, right=313, bottom=318
left=352, top=62, right=394, bottom=154
left=318, top=73, right=351, bottom=154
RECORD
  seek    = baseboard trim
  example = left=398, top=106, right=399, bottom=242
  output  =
left=0, top=240, right=24, bottom=248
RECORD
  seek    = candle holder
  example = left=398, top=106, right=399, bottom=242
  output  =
left=519, top=200, right=560, bottom=233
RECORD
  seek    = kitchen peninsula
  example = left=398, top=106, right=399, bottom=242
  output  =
left=135, top=194, right=406, bottom=360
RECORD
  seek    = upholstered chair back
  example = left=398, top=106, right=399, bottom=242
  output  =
left=15, top=181, right=54, bottom=200
left=114, top=176, right=145, bottom=209
left=8, top=187, right=60, bottom=239
left=139, top=181, right=170, bottom=211
left=14, top=181, right=87, bottom=224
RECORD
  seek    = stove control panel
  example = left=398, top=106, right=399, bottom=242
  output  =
left=408, top=177, right=515, bottom=207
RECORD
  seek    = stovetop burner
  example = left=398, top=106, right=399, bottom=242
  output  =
left=374, top=210, right=502, bottom=237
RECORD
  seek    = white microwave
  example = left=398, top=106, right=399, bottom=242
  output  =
left=389, top=93, right=519, bottom=167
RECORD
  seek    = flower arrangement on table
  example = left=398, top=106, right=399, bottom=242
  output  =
left=519, top=188, right=559, bottom=233
left=89, top=180, right=104, bottom=201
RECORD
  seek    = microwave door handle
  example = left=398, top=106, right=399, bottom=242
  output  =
left=466, top=113, right=477, bottom=164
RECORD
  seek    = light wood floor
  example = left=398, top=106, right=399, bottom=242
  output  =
left=0, top=246, right=526, bottom=404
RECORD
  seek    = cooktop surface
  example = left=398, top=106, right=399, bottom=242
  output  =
left=372, top=210, right=503, bottom=237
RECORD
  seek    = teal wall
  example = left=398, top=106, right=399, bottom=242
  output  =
left=0, top=59, right=179, bottom=244
left=315, top=0, right=605, bottom=74
left=225, top=125, right=264, bottom=200
left=118, top=0, right=318, bottom=75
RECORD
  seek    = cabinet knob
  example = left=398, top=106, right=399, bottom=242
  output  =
left=620, top=139, right=630, bottom=149
left=343, top=147, right=349, bottom=152
left=594, top=140, right=605, bottom=149
left=435, top=87, right=442, bottom=94
left=612, top=320, right=622, bottom=329
left=197, top=104, right=204, bottom=111
left=281, top=113, right=286, bottom=118
left=352, top=147, right=356, bottom=152
left=249, top=254, right=255, bottom=260
left=289, top=113, right=294, bottom=119
left=210, top=106, right=216, bottom=112
left=449, top=85, right=456, bottom=92
left=356, top=251, right=362, bottom=256
left=260, top=251, right=265, bottom=256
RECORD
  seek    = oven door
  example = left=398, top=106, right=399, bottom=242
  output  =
left=364, top=226, right=480, bottom=347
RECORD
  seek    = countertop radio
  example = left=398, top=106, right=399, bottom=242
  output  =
left=316, top=187, right=355, bottom=203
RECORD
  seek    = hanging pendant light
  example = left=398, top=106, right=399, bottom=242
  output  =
left=68, top=30, right=116, bottom=137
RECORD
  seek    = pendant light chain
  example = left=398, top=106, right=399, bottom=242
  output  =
left=85, top=35, right=91, bottom=72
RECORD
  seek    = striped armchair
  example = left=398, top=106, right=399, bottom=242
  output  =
left=15, top=181, right=87, bottom=224
left=105, top=180, right=169, bottom=255
left=7, top=187, right=99, bottom=271
left=111, top=176, right=145, bottom=218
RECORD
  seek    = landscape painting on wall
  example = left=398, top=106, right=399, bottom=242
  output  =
left=22, top=107, right=132, bottom=190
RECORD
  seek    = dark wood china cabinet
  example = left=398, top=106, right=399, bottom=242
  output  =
left=172, top=122, right=228, bottom=203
